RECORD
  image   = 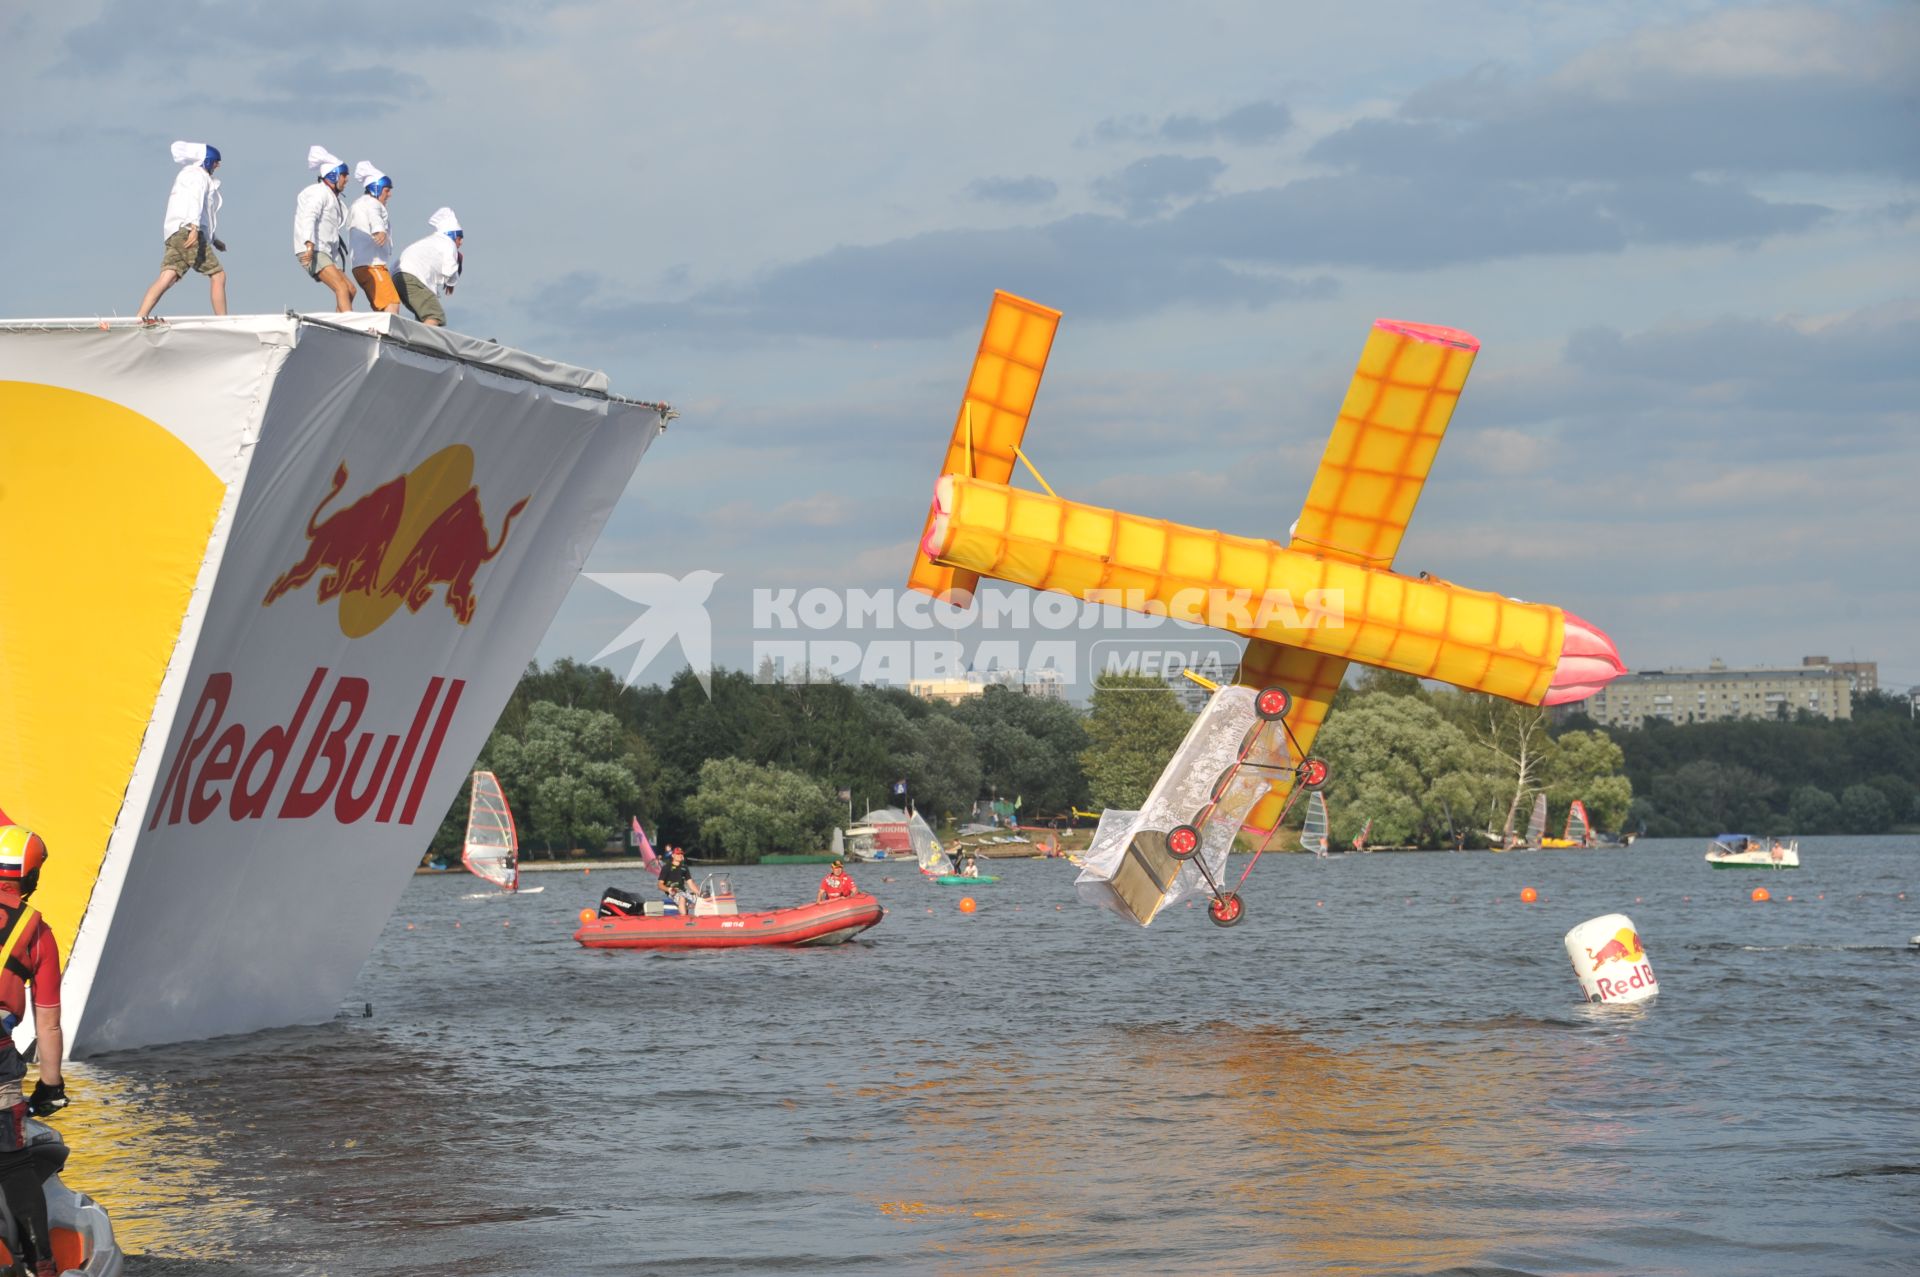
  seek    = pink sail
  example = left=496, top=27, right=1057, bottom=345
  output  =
left=633, top=816, right=661, bottom=878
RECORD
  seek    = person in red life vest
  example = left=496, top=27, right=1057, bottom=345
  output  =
left=816, top=859, right=857, bottom=904
left=0, top=825, right=67, bottom=1277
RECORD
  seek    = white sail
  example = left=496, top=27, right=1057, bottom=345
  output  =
left=1565, top=800, right=1590, bottom=847
left=462, top=770, right=518, bottom=892
left=1301, top=791, right=1329, bottom=855
left=1525, top=793, right=1548, bottom=847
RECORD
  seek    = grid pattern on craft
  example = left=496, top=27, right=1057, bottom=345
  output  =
left=909, top=291, right=1061, bottom=602
left=1291, top=321, right=1478, bottom=569
left=938, top=476, right=1562, bottom=706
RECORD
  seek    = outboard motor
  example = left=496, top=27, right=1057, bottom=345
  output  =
left=0, top=1118, right=121, bottom=1275
left=597, top=887, right=646, bottom=918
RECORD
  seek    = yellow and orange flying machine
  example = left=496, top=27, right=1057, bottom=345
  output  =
left=906, top=292, right=1626, bottom=923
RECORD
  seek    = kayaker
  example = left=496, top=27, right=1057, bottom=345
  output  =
left=957, top=852, right=979, bottom=878
left=0, top=825, right=68, bottom=1277
left=658, top=847, right=701, bottom=915
left=816, top=860, right=857, bottom=903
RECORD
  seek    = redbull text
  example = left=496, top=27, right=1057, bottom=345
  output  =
left=147, top=669, right=463, bottom=829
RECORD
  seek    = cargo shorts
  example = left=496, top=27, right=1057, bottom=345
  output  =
left=161, top=226, right=223, bottom=277
left=394, top=271, right=447, bottom=325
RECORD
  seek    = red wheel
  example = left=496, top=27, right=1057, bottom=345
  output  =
left=1166, top=824, right=1201, bottom=860
left=1299, top=757, right=1330, bottom=790
left=1255, top=686, right=1292, bottom=721
left=1208, top=892, right=1245, bottom=927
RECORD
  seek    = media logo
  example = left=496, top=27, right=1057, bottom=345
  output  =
left=263, top=444, right=529, bottom=637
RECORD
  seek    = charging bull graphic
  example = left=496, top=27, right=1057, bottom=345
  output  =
left=263, top=444, right=529, bottom=638
left=1585, top=927, right=1645, bottom=969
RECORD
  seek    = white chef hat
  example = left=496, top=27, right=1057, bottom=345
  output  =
left=170, top=141, right=209, bottom=165
left=429, top=207, right=462, bottom=234
left=307, top=145, right=344, bottom=172
left=354, top=160, right=385, bottom=185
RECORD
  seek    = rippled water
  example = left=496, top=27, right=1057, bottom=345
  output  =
left=55, top=836, right=1920, bottom=1275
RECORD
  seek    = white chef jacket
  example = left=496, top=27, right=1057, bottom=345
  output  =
left=346, top=194, right=392, bottom=268
left=292, top=181, right=347, bottom=259
left=397, top=233, right=460, bottom=295
left=162, top=166, right=220, bottom=239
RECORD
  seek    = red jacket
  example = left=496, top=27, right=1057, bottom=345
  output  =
left=0, top=891, right=60, bottom=1029
left=818, top=871, right=856, bottom=899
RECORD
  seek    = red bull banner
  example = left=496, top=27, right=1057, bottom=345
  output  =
left=0, top=315, right=665, bottom=1054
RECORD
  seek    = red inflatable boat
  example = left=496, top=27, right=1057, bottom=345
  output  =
left=574, top=885, right=884, bottom=950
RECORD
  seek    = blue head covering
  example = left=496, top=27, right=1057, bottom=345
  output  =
left=202, top=144, right=221, bottom=170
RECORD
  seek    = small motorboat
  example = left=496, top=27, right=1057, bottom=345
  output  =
left=0, top=1116, right=123, bottom=1275
left=575, top=873, right=883, bottom=950
left=1705, top=834, right=1799, bottom=869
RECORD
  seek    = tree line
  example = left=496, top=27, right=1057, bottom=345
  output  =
left=427, top=660, right=1654, bottom=863
left=1557, top=690, right=1919, bottom=837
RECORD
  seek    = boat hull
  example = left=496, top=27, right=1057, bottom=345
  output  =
left=933, top=875, right=998, bottom=885
left=1706, top=857, right=1799, bottom=869
left=573, top=894, right=884, bottom=950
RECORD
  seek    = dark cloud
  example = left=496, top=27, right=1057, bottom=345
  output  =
left=1314, top=18, right=1919, bottom=181
left=527, top=216, right=1334, bottom=342
left=59, top=0, right=524, bottom=75
left=965, top=175, right=1059, bottom=206
left=1161, top=100, right=1292, bottom=146
left=1092, top=154, right=1227, bottom=218
left=1088, top=100, right=1293, bottom=147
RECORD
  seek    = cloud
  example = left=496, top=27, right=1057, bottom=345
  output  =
left=1092, top=154, right=1227, bottom=219
left=1089, top=100, right=1293, bottom=147
left=966, top=176, right=1058, bottom=206
left=59, top=0, right=529, bottom=75
left=1315, top=8, right=1920, bottom=179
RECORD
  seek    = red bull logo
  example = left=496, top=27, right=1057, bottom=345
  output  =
left=147, top=668, right=463, bottom=829
left=1584, top=925, right=1656, bottom=1000
left=1585, top=927, right=1644, bottom=969
left=262, top=444, right=529, bottom=637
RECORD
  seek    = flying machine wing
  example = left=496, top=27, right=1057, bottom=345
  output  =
left=1237, top=320, right=1480, bottom=834
left=907, top=291, right=1061, bottom=605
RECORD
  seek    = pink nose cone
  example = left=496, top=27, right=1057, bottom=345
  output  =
left=1544, top=611, right=1626, bottom=705
left=920, top=474, right=956, bottom=560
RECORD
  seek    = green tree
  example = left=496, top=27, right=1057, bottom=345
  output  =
left=1838, top=783, right=1893, bottom=835
left=953, top=685, right=1090, bottom=815
left=684, top=757, right=839, bottom=862
left=1080, top=673, right=1192, bottom=810
left=1788, top=784, right=1839, bottom=833
left=1314, top=694, right=1489, bottom=847
left=488, top=702, right=647, bottom=854
left=1537, top=729, right=1634, bottom=835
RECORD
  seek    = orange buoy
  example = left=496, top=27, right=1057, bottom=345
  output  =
left=406, top=923, right=414, bottom=930
left=1520, top=887, right=1538, bottom=903
left=578, top=908, right=594, bottom=924
left=1752, top=886, right=1770, bottom=902
left=958, top=897, right=977, bottom=913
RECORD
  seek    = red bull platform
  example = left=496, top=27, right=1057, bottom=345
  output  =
left=0, top=313, right=671, bottom=1056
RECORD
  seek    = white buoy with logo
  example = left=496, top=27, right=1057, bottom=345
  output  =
left=1565, top=913, right=1658, bottom=1004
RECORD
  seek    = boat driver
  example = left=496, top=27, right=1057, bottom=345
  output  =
left=817, top=860, right=857, bottom=904
left=658, top=847, right=701, bottom=915
left=0, top=825, right=68, bottom=1277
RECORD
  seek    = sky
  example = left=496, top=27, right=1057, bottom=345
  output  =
left=6, top=0, right=1916, bottom=699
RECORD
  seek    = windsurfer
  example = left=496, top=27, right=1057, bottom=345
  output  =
left=816, top=860, right=857, bottom=903
left=659, top=847, right=701, bottom=915
left=0, top=826, right=68, bottom=1277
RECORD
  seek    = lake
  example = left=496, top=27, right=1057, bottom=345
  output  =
left=57, top=836, right=1920, bottom=1275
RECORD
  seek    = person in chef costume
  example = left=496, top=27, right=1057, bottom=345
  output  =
left=135, top=141, right=226, bottom=323
left=346, top=161, right=401, bottom=314
left=393, top=207, right=464, bottom=328
left=293, top=144, right=356, bottom=312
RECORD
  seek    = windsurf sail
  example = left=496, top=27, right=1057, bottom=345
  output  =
left=633, top=816, right=661, bottom=877
left=1564, top=800, right=1590, bottom=847
left=462, top=771, right=518, bottom=892
left=1525, top=792, right=1548, bottom=848
left=1302, top=791, right=1330, bottom=855
left=1352, top=817, right=1373, bottom=852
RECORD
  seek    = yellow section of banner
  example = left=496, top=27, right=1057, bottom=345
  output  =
left=0, top=383, right=224, bottom=953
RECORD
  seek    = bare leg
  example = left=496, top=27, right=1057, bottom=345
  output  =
left=424, top=316, right=444, bottom=327
left=317, top=265, right=356, bottom=313
left=137, top=269, right=182, bottom=320
left=210, top=271, right=228, bottom=316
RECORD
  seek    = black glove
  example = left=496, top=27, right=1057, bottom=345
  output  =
left=26, top=1081, right=66, bottom=1117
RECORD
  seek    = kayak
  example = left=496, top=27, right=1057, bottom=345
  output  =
left=934, top=874, right=999, bottom=885
left=574, top=893, right=884, bottom=950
